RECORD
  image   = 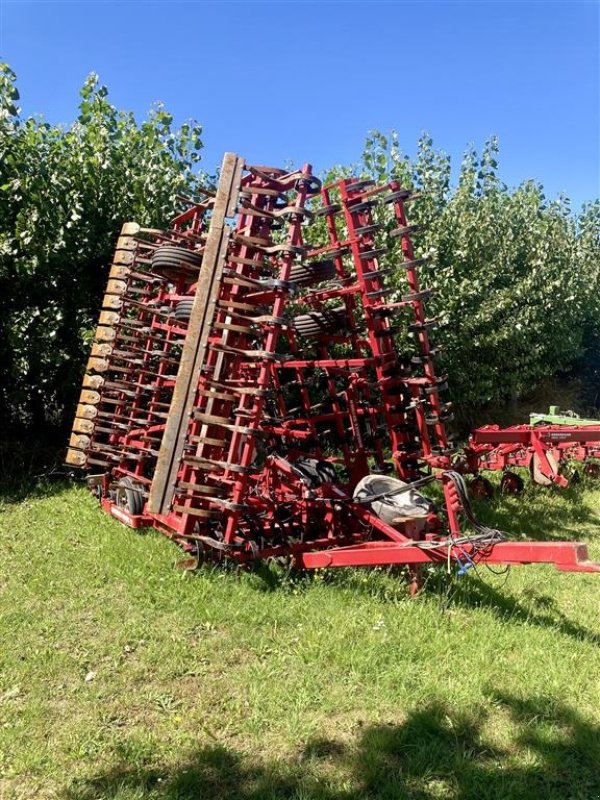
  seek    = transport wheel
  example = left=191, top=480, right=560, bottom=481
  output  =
left=469, top=476, right=494, bottom=500
left=500, top=471, right=524, bottom=495
left=115, top=476, right=145, bottom=516
left=583, top=461, right=600, bottom=479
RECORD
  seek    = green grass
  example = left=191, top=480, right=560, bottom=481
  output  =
left=1, top=477, right=600, bottom=799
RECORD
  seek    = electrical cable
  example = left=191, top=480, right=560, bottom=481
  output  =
left=348, top=469, right=512, bottom=577
left=442, top=470, right=511, bottom=577
left=351, top=474, right=437, bottom=505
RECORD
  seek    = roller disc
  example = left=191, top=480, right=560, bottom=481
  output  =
left=469, top=476, right=494, bottom=500
left=500, top=471, right=525, bottom=495
left=531, top=451, right=559, bottom=486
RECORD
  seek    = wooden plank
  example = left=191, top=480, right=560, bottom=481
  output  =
left=66, top=448, right=87, bottom=467
left=65, top=221, right=145, bottom=469
left=147, top=152, right=243, bottom=515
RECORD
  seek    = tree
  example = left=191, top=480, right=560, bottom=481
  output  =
left=356, top=132, right=600, bottom=418
left=2, top=62, right=599, bottom=442
left=0, top=64, right=204, bottom=432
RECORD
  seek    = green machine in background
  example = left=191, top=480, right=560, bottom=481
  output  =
left=530, top=406, right=600, bottom=427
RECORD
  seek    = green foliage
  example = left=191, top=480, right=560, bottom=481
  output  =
left=358, top=132, right=600, bottom=416
left=2, top=59, right=599, bottom=436
left=0, top=481, right=599, bottom=797
left=0, top=64, right=204, bottom=430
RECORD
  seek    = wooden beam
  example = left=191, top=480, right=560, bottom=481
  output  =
left=147, top=152, right=243, bottom=514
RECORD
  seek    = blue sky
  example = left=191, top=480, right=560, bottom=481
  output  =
left=1, top=0, right=599, bottom=208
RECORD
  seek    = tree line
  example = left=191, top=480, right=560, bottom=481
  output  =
left=1, top=63, right=599, bottom=442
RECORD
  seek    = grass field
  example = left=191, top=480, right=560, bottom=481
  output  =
left=1, top=476, right=599, bottom=799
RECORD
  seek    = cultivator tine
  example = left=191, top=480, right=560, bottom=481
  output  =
left=66, top=151, right=600, bottom=582
left=66, top=201, right=218, bottom=473
left=67, top=223, right=141, bottom=466
left=65, top=448, right=88, bottom=467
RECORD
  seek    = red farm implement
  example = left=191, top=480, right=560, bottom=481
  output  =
left=460, top=420, right=600, bottom=496
left=65, top=153, right=600, bottom=586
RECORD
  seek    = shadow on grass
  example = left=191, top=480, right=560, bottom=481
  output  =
left=63, top=694, right=600, bottom=800
left=468, top=482, right=600, bottom=543
left=0, top=437, right=77, bottom=503
left=0, top=475, right=77, bottom=505
left=446, top=576, right=600, bottom=647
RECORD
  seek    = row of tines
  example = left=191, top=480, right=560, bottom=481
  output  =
left=65, top=202, right=213, bottom=474
left=171, top=165, right=323, bottom=527
left=168, top=172, right=452, bottom=536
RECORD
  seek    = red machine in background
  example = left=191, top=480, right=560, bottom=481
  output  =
left=460, top=420, right=600, bottom=497
left=66, top=153, right=600, bottom=586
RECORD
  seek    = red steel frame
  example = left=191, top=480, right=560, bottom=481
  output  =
left=462, top=424, right=600, bottom=488
left=66, top=153, right=600, bottom=580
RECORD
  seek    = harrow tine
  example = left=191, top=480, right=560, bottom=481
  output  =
left=66, top=155, right=599, bottom=584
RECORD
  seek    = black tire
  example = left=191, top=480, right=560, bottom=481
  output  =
left=292, top=306, right=347, bottom=338
left=423, top=381, right=448, bottom=396
left=383, top=188, right=413, bottom=204
left=314, top=204, right=341, bottom=218
left=115, top=476, right=145, bottom=516
left=425, top=412, right=454, bottom=425
left=153, top=245, right=202, bottom=266
left=409, top=319, right=438, bottom=333
left=390, top=223, right=421, bottom=239
left=289, top=259, right=337, bottom=286
left=403, top=289, right=434, bottom=303
left=355, top=223, right=383, bottom=236
left=151, top=245, right=202, bottom=280
left=348, top=200, right=376, bottom=214
left=297, top=175, right=322, bottom=195
left=346, top=179, right=375, bottom=193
